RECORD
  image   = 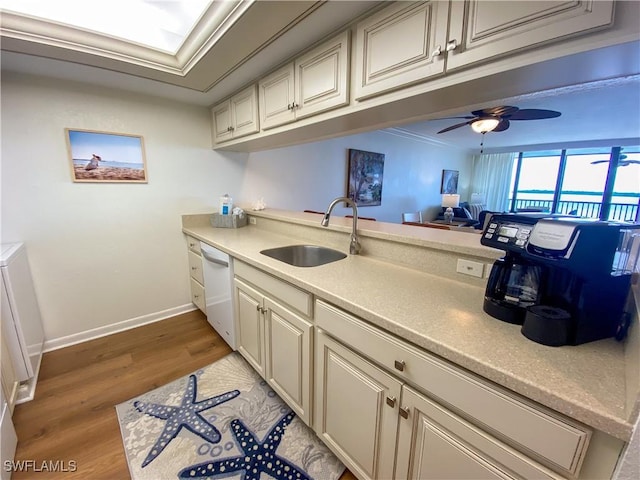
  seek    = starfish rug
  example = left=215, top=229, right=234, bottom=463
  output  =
left=116, top=352, right=345, bottom=480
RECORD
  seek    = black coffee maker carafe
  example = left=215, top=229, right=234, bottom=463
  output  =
left=483, top=253, right=544, bottom=324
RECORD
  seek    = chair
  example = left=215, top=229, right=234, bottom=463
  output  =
left=402, top=212, right=423, bottom=223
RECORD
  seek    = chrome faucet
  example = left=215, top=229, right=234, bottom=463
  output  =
left=321, top=197, right=361, bottom=255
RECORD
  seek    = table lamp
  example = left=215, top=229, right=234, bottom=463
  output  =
left=442, top=194, right=460, bottom=224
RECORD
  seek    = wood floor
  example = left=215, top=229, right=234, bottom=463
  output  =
left=11, top=310, right=357, bottom=480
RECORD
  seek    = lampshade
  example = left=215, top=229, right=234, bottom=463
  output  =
left=471, top=118, right=499, bottom=133
left=441, top=194, right=460, bottom=208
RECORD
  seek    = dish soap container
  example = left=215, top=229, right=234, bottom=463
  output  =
left=219, top=194, right=232, bottom=215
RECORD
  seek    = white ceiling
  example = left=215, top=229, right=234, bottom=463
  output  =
left=1, top=0, right=639, bottom=152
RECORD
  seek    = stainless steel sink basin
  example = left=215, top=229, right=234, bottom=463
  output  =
left=260, top=245, right=346, bottom=267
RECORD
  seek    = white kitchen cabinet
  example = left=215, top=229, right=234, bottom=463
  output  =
left=446, top=0, right=615, bottom=71
left=212, top=84, right=259, bottom=143
left=185, top=236, right=205, bottom=313
left=395, top=385, right=560, bottom=479
left=233, top=262, right=313, bottom=425
left=314, top=329, right=401, bottom=480
left=354, top=0, right=615, bottom=100
left=315, top=299, right=594, bottom=479
left=354, top=0, right=449, bottom=100
left=259, top=30, right=350, bottom=130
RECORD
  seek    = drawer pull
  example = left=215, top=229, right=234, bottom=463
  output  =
left=399, top=406, right=410, bottom=419
left=194, top=294, right=200, bottom=299
left=386, top=396, right=396, bottom=408
left=394, top=360, right=406, bottom=372
left=191, top=266, right=198, bottom=270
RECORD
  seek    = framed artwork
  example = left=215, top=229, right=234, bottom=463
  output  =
left=346, top=149, right=384, bottom=206
left=66, top=128, right=148, bottom=183
left=441, top=169, right=459, bottom=194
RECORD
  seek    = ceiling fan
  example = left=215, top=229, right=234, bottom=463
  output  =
left=591, top=154, right=640, bottom=167
left=436, top=106, right=562, bottom=134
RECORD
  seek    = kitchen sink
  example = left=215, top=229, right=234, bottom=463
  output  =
left=260, top=245, right=346, bottom=267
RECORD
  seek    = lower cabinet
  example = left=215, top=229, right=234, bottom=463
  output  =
left=233, top=263, right=313, bottom=426
left=315, top=330, right=401, bottom=480
left=395, top=386, right=559, bottom=480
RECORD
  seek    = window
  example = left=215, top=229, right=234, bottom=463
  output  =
left=508, top=146, right=639, bottom=222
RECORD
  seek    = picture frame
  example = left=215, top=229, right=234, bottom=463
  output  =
left=66, top=128, right=148, bottom=183
left=441, top=169, right=459, bottom=194
left=346, top=149, right=384, bottom=206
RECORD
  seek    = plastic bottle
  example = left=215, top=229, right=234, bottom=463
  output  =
left=220, top=194, right=232, bottom=215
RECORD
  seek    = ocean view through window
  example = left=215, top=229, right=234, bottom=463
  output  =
left=507, top=146, right=639, bottom=222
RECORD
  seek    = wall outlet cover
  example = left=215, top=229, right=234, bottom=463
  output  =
left=456, top=259, right=484, bottom=278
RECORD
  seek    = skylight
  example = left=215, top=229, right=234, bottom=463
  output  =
left=0, top=0, right=213, bottom=53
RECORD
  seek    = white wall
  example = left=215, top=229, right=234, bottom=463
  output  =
left=1, top=73, right=248, bottom=347
left=238, top=130, right=471, bottom=223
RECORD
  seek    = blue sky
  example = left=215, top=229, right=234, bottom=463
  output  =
left=68, top=130, right=143, bottom=164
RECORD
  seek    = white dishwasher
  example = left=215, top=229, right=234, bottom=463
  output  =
left=200, top=243, right=236, bottom=350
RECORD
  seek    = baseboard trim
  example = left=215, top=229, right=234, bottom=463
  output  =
left=43, top=304, right=198, bottom=352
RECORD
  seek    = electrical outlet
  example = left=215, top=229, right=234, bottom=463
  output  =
left=456, top=259, right=484, bottom=278
left=249, top=217, right=257, bottom=225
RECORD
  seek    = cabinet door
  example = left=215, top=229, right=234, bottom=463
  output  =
left=315, top=330, right=401, bottom=480
left=446, top=0, right=615, bottom=70
left=230, top=84, right=259, bottom=138
left=259, top=63, right=296, bottom=130
left=264, top=297, right=312, bottom=425
left=234, top=279, right=265, bottom=377
left=295, top=30, right=350, bottom=120
left=395, top=385, right=558, bottom=480
left=211, top=100, right=233, bottom=143
left=354, top=1, right=448, bottom=100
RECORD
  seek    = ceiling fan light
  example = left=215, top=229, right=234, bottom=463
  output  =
left=471, top=118, right=500, bottom=133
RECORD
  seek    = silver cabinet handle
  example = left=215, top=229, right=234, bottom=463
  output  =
left=386, top=396, right=396, bottom=408
left=446, top=39, right=458, bottom=52
left=431, top=45, right=442, bottom=58
left=394, top=360, right=406, bottom=372
left=201, top=251, right=229, bottom=267
left=399, top=406, right=410, bottom=419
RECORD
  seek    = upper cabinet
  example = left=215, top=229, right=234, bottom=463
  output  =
left=446, top=0, right=615, bottom=70
left=211, top=84, right=259, bottom=143
left=259, top=31, right=350, bottom=130
left=354, top=1, right=449, bottom=100
left=354, top=0, right=615, bottom=100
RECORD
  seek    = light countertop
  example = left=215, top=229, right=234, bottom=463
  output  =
left=183, top=212, right=635, bottom=441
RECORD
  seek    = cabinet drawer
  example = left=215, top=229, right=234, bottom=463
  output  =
left=234, top=261, right=312, bottom=317
left=316, top=300, right=591, bottom=476
left=190, top=278, right=205, bottom=313
left=188, top=251, right=204, bottom=285
left=186, top=235, right=201, bottom=254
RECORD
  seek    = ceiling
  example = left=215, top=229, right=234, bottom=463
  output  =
left=1, top=0, right=639, bottom=153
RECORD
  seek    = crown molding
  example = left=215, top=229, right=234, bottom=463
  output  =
left=381, top=127, right=469, bottom=151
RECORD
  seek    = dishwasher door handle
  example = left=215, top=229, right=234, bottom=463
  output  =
left=201, top=251, right=229, bottom=268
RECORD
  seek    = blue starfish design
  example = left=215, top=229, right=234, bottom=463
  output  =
left=178, top=411, right=311, bottom=480
left=134, top=375, right=240, bottom=467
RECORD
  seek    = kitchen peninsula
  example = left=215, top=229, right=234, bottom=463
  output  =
left=182, top=208, right=638, bottom=479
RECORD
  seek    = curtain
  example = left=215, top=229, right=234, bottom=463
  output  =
left=469, top=153, right=515, bottom=212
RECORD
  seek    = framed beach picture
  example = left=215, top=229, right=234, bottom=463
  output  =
left=346, top=148, right=384, bottom=206
left=441, top=169, right=459, bottom=194
left=66, top=128, right=147, bottom=183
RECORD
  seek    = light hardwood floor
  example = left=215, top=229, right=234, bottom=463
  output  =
left=11, top=310, right=356, bottom=480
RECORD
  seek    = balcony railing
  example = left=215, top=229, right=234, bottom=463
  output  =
left=510, top=198, right=639, bottom=222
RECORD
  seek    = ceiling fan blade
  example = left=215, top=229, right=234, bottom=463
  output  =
left=471, top=106, right=518, bottom=117
left=619, top=160, right=640, bottom=167
left=492, top=119, right=510, bottom=132
left=435, top=116, right=477, bottom=120
left=508, top=109, right=561, bottom=120
left=590, top=160, right=609, bottom=164
left=437, top=120, right=473, bottom=134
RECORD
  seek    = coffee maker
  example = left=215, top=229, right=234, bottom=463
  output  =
left=481, top=214, right=640, bottom=346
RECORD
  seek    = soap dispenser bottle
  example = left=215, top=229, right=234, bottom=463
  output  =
left=219, top=194, right=232, bottom=215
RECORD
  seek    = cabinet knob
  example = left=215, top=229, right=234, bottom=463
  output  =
left=194, top=294, right=200, bottom=299
left=431, top=45, right=442, bottom=58
left=446, top=39, right=458, bottom=52
left=287, top=103, right=292, bottom=110
left=394, top=360, right=406, bottom=372
left=191, top=266, right=197, bottom=270
left=399, top=406, right=410, bottom=419
left=386, top=396, right=397, bottom=408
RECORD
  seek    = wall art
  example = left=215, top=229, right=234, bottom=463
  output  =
left=441, top=169, right=459, bottom=194
left=66, top=128, right=147, bottom=183
left=346, top=149, right=384, bottom=206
